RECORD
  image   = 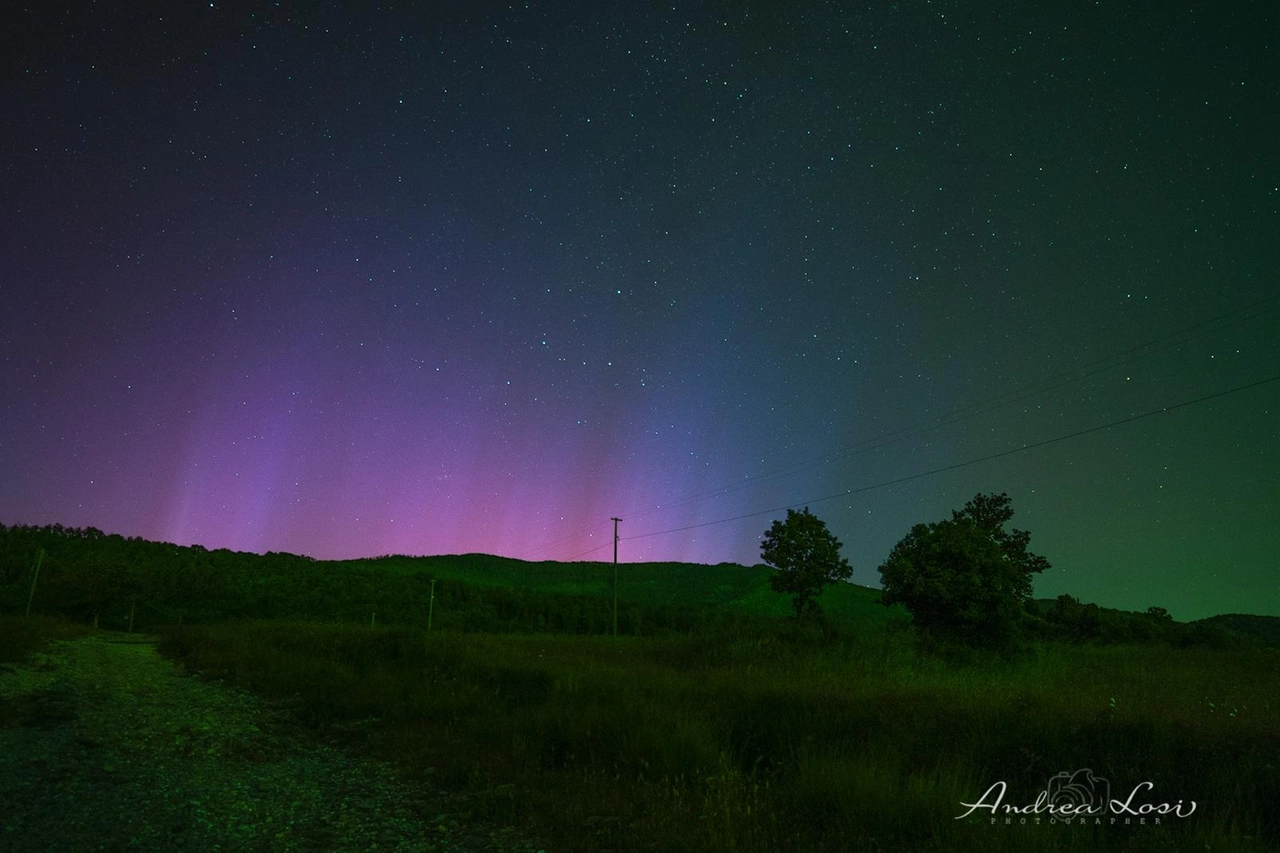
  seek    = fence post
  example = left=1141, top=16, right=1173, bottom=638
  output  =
left=24, top=548, right=46, bottom=617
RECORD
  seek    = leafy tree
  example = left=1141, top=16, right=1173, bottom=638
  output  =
left=760, top=508, right=853, bottom=625
left=1046, top=593, right=1102, bottom=642
left=878, top=492, right=1050, bottom=648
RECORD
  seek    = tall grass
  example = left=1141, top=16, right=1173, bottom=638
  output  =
left=0, top=613, right=91, bottom=664
left=157, top=621, right=1279, bottom=852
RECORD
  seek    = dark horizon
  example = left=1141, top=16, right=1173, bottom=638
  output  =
left=7, top=518, right=1279, bottom=624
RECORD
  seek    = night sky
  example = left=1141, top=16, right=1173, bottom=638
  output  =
left=3, top=1, right=1276, bottom=620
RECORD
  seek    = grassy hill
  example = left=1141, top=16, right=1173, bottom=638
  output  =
left=354, top=553, right=898, bottom=624
left=1, top=524, right=899, bottom=634
left=1194, top=613, right=1280, bottom=648
left=5, top=523, right=1274, bottom=644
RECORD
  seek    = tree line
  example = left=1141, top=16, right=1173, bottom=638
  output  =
left=0, top=523, right=714, bottom=635
left=1, top=503, right=1237, bottom=649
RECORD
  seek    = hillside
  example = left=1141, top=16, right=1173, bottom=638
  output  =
left=3, top=523, right=1274, bottom=646
left=358, top=552, right=895, bottom=624
left=1194, top=613, right=1280, bottom=648
left=0, top=524, right=892, bottom=634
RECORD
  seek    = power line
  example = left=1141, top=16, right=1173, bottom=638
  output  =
left=621, top=374, right=1280, bottom=544
left=528, top=294, right=1277, bottom=560
left=615, top=295, right=1279, bottom=525
left=565, top=539, right=612, bottom=561
left=535, top=519, right=613, bottom=556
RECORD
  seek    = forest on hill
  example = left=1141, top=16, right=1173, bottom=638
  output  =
left=1, top=522, right=1272, bottom=649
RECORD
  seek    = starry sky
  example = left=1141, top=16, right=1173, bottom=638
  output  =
left=2, top=1, right=1276, bottom=620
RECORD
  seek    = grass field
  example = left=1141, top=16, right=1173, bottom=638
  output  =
left=157, top=619, right=1279, bottom=852
left=7, top=526, right=1276, bottom=849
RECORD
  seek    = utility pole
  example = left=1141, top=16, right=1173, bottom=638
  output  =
left=427, top=578, right=436, bottom=633
left=612, top=517, right=622, bottom=637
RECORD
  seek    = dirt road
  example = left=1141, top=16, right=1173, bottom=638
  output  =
left=0, top=632, right=542, bottom=852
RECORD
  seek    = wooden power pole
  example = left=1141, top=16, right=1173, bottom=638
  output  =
left=612, top=517, right=622, bottom=637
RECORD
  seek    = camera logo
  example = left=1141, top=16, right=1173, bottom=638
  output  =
left=1044, top=769, right=1110, bottom=815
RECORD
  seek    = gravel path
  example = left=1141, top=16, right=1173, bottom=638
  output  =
left=0, top=632, right=544, bottom=852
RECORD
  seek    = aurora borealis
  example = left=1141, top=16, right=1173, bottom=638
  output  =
left=2, top=1, right=1276, bottom=619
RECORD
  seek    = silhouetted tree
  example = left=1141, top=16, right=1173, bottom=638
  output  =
left=760, top=508, right=852, bottom=626
left=1047, top=594, right=1102, bottom=642
left=878, top=493, right=1050, bottom=649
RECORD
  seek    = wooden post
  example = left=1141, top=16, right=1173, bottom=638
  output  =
left=24, top=548, right=46, bottom=617
left=427, top=579, right=436, bottom=633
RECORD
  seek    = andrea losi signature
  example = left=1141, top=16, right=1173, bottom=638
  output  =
left=956, top=769, right=1197, bottom=820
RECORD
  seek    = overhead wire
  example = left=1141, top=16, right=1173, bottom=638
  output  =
left=617, top=294, right=1278, bottom=524
left=565, top=540, right=612, bottom=561
left=620, top=374, right=1280, bottom=544
left=523, top=294, right=1277, bottom=559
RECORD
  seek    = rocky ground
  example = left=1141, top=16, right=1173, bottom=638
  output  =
left=0, top=632, right=545, bottom=852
